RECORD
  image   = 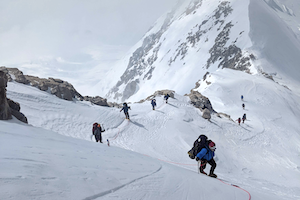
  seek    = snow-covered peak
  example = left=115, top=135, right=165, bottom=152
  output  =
left=105, top=0, right=300, bottom=103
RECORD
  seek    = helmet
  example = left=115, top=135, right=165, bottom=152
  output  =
left=209, top=141, right=216, bottom=151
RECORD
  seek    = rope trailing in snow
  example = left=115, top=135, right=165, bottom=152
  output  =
left=106, top=112, right=251, bottom=199
left=217, top=178, right=251, bottom=200
left=142, top=154, right=251, bottom=199
left=109, top=119, right=130, bottom=141
left=110, top=128, right=121, bottom=141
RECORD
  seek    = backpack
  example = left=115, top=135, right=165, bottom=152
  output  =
left=187, top=135, right=208, bottom=159
left=242, top=114, right=246, bottom=120
left=151, top=99, right=156, bottom=105
left=92, top=123, right=98, bottom=134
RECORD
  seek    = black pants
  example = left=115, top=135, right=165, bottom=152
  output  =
left=124, top=112, right=130, bottom=119
left=200, top=158, right=216, bottom=175
left=95, top=134, right=102, bottom=143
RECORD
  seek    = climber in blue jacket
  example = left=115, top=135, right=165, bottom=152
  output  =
left=196, top=140, right=217, bottom=178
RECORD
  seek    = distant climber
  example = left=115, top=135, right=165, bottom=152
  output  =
left=241, top=95, right=244, bottom=101
left=92, top=123, right=105, bottom=143
left=151, top=99, right=156, bottom=110
left=164, top=94, right=170, bottom=103
left=242, top=103, right=245, bottom=109
left=242, top=113, right=246, bottom=123
left=236, top=117, right=241, bottom=125
left=195, top=140, right=217, bottom=178
left=120, top=102, right=131, bottom=119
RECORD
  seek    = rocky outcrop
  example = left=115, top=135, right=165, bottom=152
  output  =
left=187, top=90, right=215, bottom=113
left=84, top=95, right=121, bottom=107
left=202, top=108, right=211, bottom=120
left=188, top=89, right=236, bottom=121
left=7, top=98, right=28, bottom=123
left=0, top=71, right=12, bottom=120
left=0, top=70, right=28, bottom=123
left=83, top=96, right=109, bottom=107
left=138, top=89, right=175, bottom=103
left=0, top=67, right=119, bottom=108
left=0, top=67, right=83, bottom=101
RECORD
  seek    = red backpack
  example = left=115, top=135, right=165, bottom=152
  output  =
left=92, top=123, right=98, bottom=134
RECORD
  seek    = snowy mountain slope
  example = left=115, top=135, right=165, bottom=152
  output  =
left=4, top=70, right=300, bottom=199
left=105, top=0, right=300, bottom=103
left=2, top=0, right=300, bottom=199
left=195, top=69, right=300, bottom=183
left=6, top=82, right=124, bottom=141
left=249, top=0, right=300, bottom=93
left=0, top=118, right=257, bottom=200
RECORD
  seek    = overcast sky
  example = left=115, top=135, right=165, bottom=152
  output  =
left=0, top=0, right=177, bottom=69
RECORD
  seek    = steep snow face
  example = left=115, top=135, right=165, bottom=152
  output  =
left=249, top=0, right=300, bottom=94
left=106, top=0, right=254, bottom=102
left=106, top=0, right=300, bottom=103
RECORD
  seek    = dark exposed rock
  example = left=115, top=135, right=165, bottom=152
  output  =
left=107, top=11, right=174, bottom=101
left=187, top=90, right=215, bottom=113
left=10, top=108, right=28, bottom=124
left=1, top=67, right=119, bottom=108
left=154, top=89, right=175, bottom=98
left=0, top=71, right=7, bottom=88
left=202, top=108, right=211, bottom=120
left=186, top=1, right=233, bottom=49
left=0, top=70, right=28, bottom=123
left=206, top=22, right=251, bottom=72
left=84, top=96, right=109, bottom=107
left=107, top=102, right=122, bottom=108
left=137, top=89, right=175, bottom=103
left=143, top=66, right=155, bottom=80
left=249, top=54, right=256, bottom=60
left=0, top=71, right=12, bottom=120
left=7, top=98, right=20, bottom=111
left=2, top=67, right=85, bottom=101
left=51, top=85, right=73, bottom=100
left=217, top=112, right=232, bottom=120
left=1, top=67, right=83, bottom=101
left=169, top=42, right=188, bottom=65
left=106, top=1, right=247, bottom=102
